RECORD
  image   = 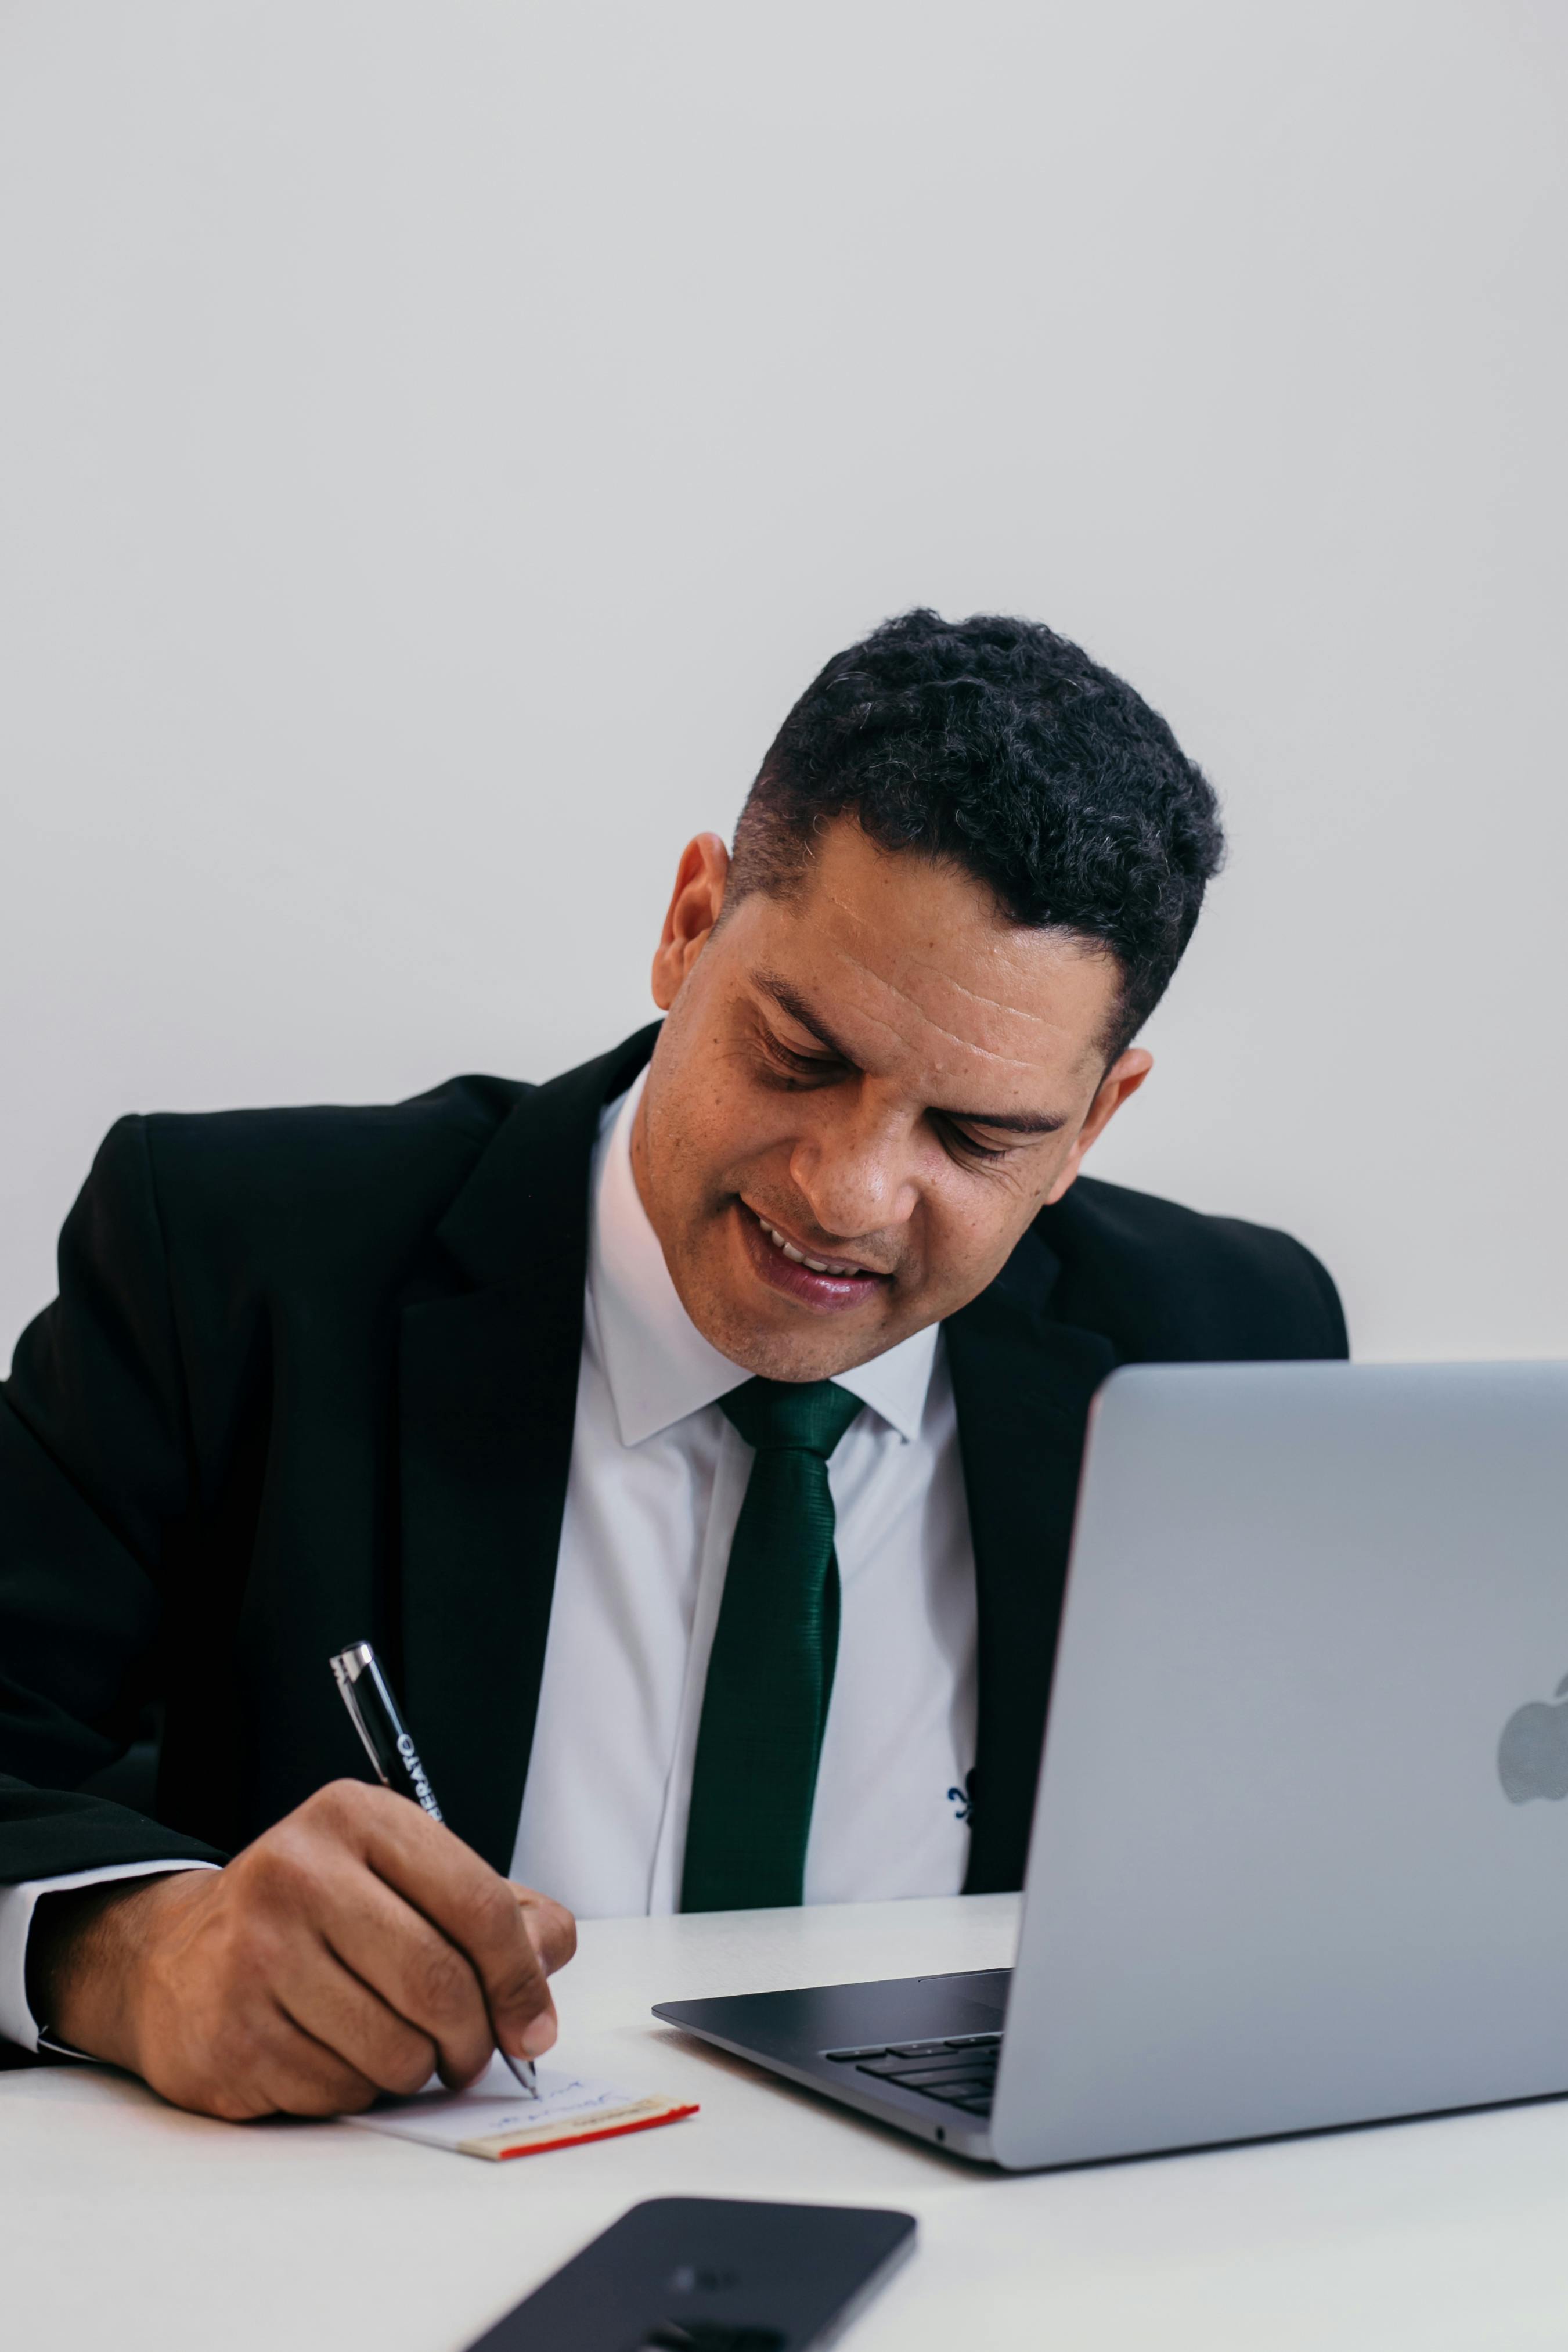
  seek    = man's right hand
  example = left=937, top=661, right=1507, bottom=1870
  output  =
left=26, top=1781, right=577, bottom=2120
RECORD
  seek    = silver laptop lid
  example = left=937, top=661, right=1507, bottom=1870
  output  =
left=992, top=1359, right=1568, bottom=2171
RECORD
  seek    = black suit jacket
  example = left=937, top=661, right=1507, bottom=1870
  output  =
left=0, top=1025, right=1347, bottom=1917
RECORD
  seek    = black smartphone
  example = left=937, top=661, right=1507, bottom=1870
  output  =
left=463, top=2196, right=917, bottom=2352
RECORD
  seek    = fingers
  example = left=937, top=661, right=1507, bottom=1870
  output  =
left=275, top=1943, right=438, bottom=2097
left=258, top=2010, right=384, bottom=2120
left=320, top=1784, right=560, bottom=2066
left=321, top=1870, right=500, bottom=2089
left=511, top=1885, right=578, bottom=1976
left=449, top=1876, right=557, bottom=2065
left=145, top=1990, right=384, bottom=2124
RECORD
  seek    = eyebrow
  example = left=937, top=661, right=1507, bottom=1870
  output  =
left=946, top=1105, right=1068, bottom=1136
left=755, top=973, right=1069, bottom=1137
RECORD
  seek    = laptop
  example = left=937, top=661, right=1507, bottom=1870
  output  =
left=654, top=1358, right=1568, bottom=2169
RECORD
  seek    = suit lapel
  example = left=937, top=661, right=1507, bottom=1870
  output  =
left=396, top=1026, right=659, bottom=1871
left=945, top=1227, right=1118, bottom=1894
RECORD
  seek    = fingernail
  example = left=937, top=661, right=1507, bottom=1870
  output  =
left=521, top=2012, right=556, bottom=2058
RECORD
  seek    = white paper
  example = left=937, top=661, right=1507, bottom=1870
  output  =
left=344, top=2055, right=693, bottom=2158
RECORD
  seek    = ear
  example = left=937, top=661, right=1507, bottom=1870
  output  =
left=1043, top=1049, right=1154, bottom=1205
left=651, top=834, right=731, bottom=1011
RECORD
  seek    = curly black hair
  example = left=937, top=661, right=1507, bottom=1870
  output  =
left=729, top=608, right=1225, bottom=1054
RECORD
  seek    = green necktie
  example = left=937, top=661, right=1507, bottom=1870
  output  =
left=680, top=1377, right=864, bottom=1913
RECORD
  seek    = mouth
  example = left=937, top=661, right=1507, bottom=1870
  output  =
left=737, top=1202, right=891, bottom=1314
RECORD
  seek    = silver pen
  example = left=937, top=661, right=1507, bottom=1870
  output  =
left=329, top=1641, right=540, bottom=2099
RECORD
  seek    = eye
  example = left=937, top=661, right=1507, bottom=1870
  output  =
left=939, top=1118, right=1014, bottom=1164
left=758, top=1031, right=841, bottom=1083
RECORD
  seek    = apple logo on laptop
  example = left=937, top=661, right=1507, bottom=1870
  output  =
left=1498, top=1675, right=1568, bottom=1803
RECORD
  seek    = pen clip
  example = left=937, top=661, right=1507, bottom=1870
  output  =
left=330, top=1643, right=390, bottom=1781
left=329, top=1641, right=445, bottom=1823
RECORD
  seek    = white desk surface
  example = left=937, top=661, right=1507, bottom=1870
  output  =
left=5, top=1892, right=1568, bottom=2351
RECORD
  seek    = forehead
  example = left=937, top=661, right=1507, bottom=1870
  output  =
left=728, top=822, right=1119, bottom=1101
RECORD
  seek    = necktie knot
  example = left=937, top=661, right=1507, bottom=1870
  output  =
left=720, top=1376, right=863, bottom=1460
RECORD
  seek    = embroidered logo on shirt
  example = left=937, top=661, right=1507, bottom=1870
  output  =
left=947, top=1770, right=975, bottom=1824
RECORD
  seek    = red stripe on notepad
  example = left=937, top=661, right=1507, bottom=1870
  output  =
left=495, top=2103, right=700, bottom=2160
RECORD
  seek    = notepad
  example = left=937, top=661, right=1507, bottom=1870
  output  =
left=344, top=2055, right=699, bottom=2161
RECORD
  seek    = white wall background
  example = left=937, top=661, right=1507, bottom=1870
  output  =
left=2, top=0, right=1565, bottom=1366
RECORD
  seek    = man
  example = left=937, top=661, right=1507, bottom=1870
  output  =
left=0, top=609, right=1346, bottom=2120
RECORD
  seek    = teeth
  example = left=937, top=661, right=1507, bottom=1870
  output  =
left=758, top=1215, right=863, bottom=1279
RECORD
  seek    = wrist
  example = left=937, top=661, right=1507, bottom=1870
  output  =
left=26, top=1874, right=185, bottom=2066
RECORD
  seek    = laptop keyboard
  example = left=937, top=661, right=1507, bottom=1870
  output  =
left=821, top=2031, right=1000, bottom=2117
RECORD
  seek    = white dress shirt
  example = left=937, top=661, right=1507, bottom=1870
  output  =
left=0, top=1069, right=977, bottom=2047
left=511, top=1069, right=978, bottom=1915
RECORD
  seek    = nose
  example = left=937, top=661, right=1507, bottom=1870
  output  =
left=787, top=1088, right=918, bottom=1241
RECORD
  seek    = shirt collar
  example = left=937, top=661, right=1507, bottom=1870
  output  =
left=589, top=1068, right=939, bottom=1449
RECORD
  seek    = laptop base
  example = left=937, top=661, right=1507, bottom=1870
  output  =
left=653, top=1968, right=1011, bottom=2163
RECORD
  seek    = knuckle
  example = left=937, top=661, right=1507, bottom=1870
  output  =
left=153, top=2016, right=277, bottom=2122
left=510, top=1885, right=577, bottom=1971
left=208, top=2080, right=269, bottom=2123
left=329, top=2073, right=381, bottom=2117
left=470, top=1876, right=523, bottom=1951
left=283, top=2079, right=352, bottom=2119
left=381, top=2035, right=438, bottom=2098
left=415, top=1940, right=475, bottom=2020
left=143, top=2051, right=224, bottom=2117
left=439, top=2048, right=493, bottom=2094
left=273, top=2045, right=377, bottom=2120
left=240, top=1834, right=308, bottom=1908
left=307, top=1778, right=372, bottom=1834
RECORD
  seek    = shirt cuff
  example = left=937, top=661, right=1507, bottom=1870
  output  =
left=0, top=1860, right=219, bottom=2054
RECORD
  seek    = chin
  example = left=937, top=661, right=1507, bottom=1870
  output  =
left=680, top=1277, right=862, bottom=1384
left=726, top=1292, right=906, bottom=1384
left=717, top=1327, right=865, bottom=1384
